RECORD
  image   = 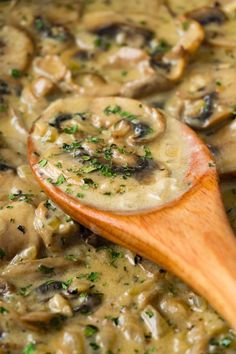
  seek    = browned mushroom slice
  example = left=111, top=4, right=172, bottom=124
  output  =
left=169, top=65, right=236, bottom=130
left=2, top=256, right=82, bottom=279
left=33, top=15, right=74, bottom=55
left=186, top=4, right=236, bottom=48
left=202, top=119, right=236, bottom=177
left=185, top=6, right=226, bottom=26
left=83, top=11, right=154, bottom=48
left=20, top=311, right=66, bottom=331
left=181, top=92, right=232, bottom=130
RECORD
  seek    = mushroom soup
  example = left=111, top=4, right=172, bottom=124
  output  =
left=0, top=0, right=236, bottom=353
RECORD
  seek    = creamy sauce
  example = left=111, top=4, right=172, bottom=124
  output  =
left=32, top=96, right=191, bottom=211
left=0, top=0, right=236, bottom=353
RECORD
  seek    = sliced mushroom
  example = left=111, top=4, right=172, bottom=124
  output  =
left=202, top=119, right=236, bottom=177
left=48, top=294, right=73, bottom=317
left=185, top=6, right=226, bottom=26
left=169, top=64, right=236, bottom=130
left=73, top=292, right=103, bottom=314
left=49, top=325, right=85, bottom=353
left=33, top=55, right=68, bottom=83
left=83, top=11, right=154, bottom=48
left=182, top=92, right=232, bottom=130
left=20, top=311, right=66, bottom=331
left=34, top=201, right=79, bottom=252
left=33, top=15, right=73, bottom=55
left=0, top=201, right=41, bottom=261
left=2, top=256, right=80, bottom=279
left=0, top=26, right=33, bottom=75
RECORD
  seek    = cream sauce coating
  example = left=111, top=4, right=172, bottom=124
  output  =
left=32, top=96, right=191, bottom=212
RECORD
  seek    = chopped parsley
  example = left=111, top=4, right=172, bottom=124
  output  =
left=145, top=310, right=154, bottom=318
left=89, top=342, right=100, bottom=350
left=0, top=306, right=8, bottom=314
left=55, top=161, right=62, bottom=168
left=104, top=105, right=138, bottom=121
left=143, top=146, right=152, bottom=160
left=64, top=254, right=79, bottom=262
left=77, top=272, right=100, bottom=282
left=84, top=325, right=98, bottom=337
left=55, top=174, right=66, bottom=186
left=18, top=284, right=32, bottom=297
left=38, top=264, right=55, bottom=275
left=23, top=342, right=36, bottom=354
left=38, top=159, right=48, bottom=167
left=94, top=36, right=110, bottom=51
left=76, top=192, right=85, bottom=198
left=62, top=278, right=73, bottom=290
left=8, top=192, right=34, bottom=203
left=64, top=124, right=78, bottom=134
left=62, top=141, right=81, bottom=152
left=10, top=68, right=23, bottom=79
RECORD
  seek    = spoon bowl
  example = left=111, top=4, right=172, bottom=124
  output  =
left=28, top=109, right=236, bottom=329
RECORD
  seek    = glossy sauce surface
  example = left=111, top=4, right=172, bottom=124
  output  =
left=31, top=96, right=192, bottom=212
left=0, top=1, right=236, bottom=353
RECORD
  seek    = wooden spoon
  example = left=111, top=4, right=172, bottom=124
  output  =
left=28, top=121, right=236, bottom=329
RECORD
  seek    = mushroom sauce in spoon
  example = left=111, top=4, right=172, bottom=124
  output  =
left=31, top=96, right=193, bottom=212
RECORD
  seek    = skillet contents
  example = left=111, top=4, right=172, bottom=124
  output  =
left=0, top=0, right=236, bottom=353
left=31, top=96, right=192, bottom=211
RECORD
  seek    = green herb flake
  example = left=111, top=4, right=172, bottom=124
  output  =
left=35, top=17, right=44, bottom=31
left=55, top=174, right=66, bottom=186
left=10, top=68, right=22, bottom=79
left=8, top=192, right=34, bottom=203
left=55, top=162, right=63, bottom=168
left=89, top=342, right=100, bottom=350
left=65, top=254, right=79, bottom=262
left=23, top=342, right=36, bottom=354
left=143, top=146, right=153, bottom=160
left=18, top=284, right=32, bottom=297
left=38, top=159, right=48, bottom=167
left=0, top=306, right=8, bottom=314
left=86, top=136, right=101, bottom=143
left=38, top=264, right=54, bottom=275
left=77, top=192, right=85, bottom=198
left=62, top=278, right=73, bottom=290
left=64, top=124, right=78, bottom=134
left=84, top=325, right=98, bottom=337
left=145, top=310, right=154, bottom=318
left=103, top=105, right=138, bottom=121
left=80, top=165, right=98, bottom=173
left=87, top=272, right=99, bottom=282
